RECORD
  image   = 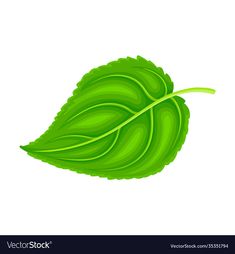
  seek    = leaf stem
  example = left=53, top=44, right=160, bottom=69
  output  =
left=149, top=87, right=215, bottom=110
left=171, top=87, right=216, bottom=96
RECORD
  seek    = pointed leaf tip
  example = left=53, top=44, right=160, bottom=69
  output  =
left=20, top=145, right=29, bottom=152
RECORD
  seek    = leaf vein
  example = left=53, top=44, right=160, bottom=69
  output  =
left=109, top=108, right=154, bottom=171
left=66, top=102, right=136, bottom=124
left=90, top=74, right=156, bottom=101
left=59, top=130, right=120, bottom=162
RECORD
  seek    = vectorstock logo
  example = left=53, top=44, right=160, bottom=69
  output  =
left=7, top=241, right=52, bottom=249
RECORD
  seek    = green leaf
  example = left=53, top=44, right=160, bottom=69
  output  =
left=21, top=56, right=215, bottom=179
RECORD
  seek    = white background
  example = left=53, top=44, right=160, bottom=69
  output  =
left=0, top=0, right=235, bottom=235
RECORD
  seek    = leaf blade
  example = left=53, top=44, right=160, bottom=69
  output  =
left=21, top=56, right=215, bottom=179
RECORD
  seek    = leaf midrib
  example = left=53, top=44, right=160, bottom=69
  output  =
left=31, top=87, right=215, bottom=153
